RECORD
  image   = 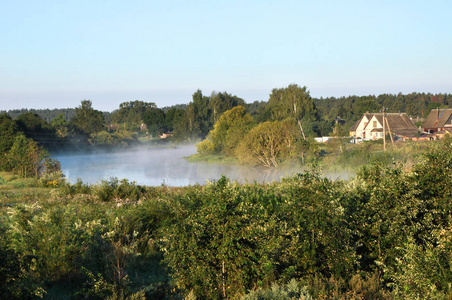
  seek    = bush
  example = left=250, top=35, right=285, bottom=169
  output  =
left=242, top=279, right=312, bottom=300
left=92, top=178, right=144, bottom=201
left=37, top=171, right=66, bottom=188
left=196, top=139, right=216, bottom=155
left=93, top=178, right=119, bottom=201
left=60, top=178, right=92, bottom=196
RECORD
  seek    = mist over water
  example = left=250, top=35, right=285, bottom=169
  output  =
left=54, top=144, right=352, bottom=186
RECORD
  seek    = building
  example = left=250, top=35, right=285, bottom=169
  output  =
left=159, top=133, right=173, bottom=139
left=422, top=108, right=452, bottom=134
left=350, top=113, right=419, bottom=141
left=349, top=113, right=373, bottom=139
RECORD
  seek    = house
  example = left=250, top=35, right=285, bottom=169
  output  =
left=314, top=136, right=332, bottom=143
left=422, top=108, right=452, bottom=134
left=159, top=133, right=173, bottom=139
left=350, top=113, right=419, bottom=141
left=107, top=124, right=120, bottom=131
left=365, top=113, right=419, bottom=140
left=349, top=113, right=373, bottom=139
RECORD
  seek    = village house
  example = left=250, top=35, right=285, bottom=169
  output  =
left=106, top=124, right=120, bottom=131
left=422, top=108, right=452, bottom=134
left=349, top=113, right=374, bottom=139
left=350, top=113, right=419, bottom=141
left=159, top=132, right=173, bottom=139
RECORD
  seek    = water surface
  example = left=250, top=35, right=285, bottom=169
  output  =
left=54, top=144, right=350, bottom=186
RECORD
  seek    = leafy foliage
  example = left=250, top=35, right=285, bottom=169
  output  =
left=314, top=92, right=452, bottom=131
left=207, top=106, right=254, bottom=155
left=143, top=107, right=167, bottom=136
left=15, top=112, right=58, bottom=148
left=70, top=100, right=105, bottom=135
left=0, top=113, right=21, bottom=171
left=242, top=279, right=312, bottom=300
left=7, top=134, right=49, bottom=178
left=237, top=119, right=302, bottom=167
left=268, top=84, right=318, bottom=123
left=3, top=138, right=452, bottom=298
left=111, top=101, right=157, bottom=128
left=5, top=94, right=452, bottom=299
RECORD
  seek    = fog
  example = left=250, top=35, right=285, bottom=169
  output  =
left=54, top=144, right=352, bottom=186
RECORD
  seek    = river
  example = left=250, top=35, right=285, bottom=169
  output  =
left=53, top=144, right=350, bottom=186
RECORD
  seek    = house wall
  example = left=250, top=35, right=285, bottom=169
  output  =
left=355, top=115, right=371, bottom=139
left=364, top=115, right=384, bottom=140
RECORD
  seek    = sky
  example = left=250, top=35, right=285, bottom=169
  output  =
left=1, top=0, right=451, bottom=112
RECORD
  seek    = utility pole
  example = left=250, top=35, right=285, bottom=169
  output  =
left=383, top=107, right=386, bottom=151
left=298, top=119, right=306, bottom=140
left=385, top=117, right=395, bottom=146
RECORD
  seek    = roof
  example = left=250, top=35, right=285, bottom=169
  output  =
left=422, top=108, right=452, bottom=129
left=372, top=113, right=418, bottom=137
left=349, top=113, right=374, bottom=131
left=371, top=128, right=383, bottom=132
left=349, top=119, right=360, bottom=132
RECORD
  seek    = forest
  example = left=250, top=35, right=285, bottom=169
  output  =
left=1, top=84, right=452, bottom=299
left=2, top=85, right=451, bottom=148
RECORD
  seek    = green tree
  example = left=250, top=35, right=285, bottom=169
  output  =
left=0, top=221, right=41, bottom=299
left=171, top=110, right=190, bottom=141
left=89, top=131, right=116, bottom=146
left=327, top=121, right=349, bottom=154
left=246, top=100, right=271, bottom=123
left=208, top=91, right=246, bottom=125
left=182, top=90, right=211, bottom=139
left=50, top=113, right=70, bottom=138
left=7, top=134, right=49, bottom=178
left=172, top=90, right=248, bottom=141
left=161, top=178, right=274, bottom=299
left=142, top=107, right=167, bottom=136
left=206, top=106, right=254, bottom=155
left=111, top=100, right=157, bottom=128
left=70, top=100, right=105, bottom=135
left=267, top=84, right=318, bottom=123
left=237, top=119, right=300, bottom=167
left=164, top=107, right=185, bottom=132
left=16, top=112, right=57, bottom=148
left=0, top=113, right=20, bottom=170
left=269, top=172, right=354, bottom=281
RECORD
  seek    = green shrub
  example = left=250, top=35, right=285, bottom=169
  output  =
left=92, top=178, right=144, bottom=201
left=37, top=170, right=66, bottom=188
left=115, top=179, right=143, bottom=201
left=60, top=178, right=92, bottom=196
left=196, top=138, right=216, bottom=155
left=242, top=279, right=311, bottom=300
left=93, top=178, right=118, bottom=201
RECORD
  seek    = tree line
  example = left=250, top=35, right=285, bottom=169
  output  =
left=2, top=87, right=451, bottom=149
left=315, top=92, right=452, bottom=128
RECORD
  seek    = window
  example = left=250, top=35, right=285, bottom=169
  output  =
left=373, top=121, right=377, bottom=128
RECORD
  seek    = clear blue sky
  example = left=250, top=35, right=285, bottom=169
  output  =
left=1, top=0, right=451, bottom=112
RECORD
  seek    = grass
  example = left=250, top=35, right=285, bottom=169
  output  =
left=186, top=153, right=239, bottom=164
left=0, top=172, right=52, bottom=203
left=0, top=172, right=37, bottom=188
